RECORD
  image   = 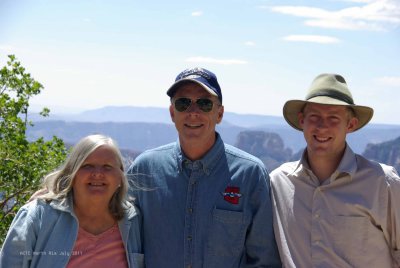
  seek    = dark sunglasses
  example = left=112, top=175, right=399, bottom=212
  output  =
left=174, top=97, right=214, bottom=113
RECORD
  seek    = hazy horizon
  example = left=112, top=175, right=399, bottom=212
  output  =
left=2, top=0, right=399, bottom=124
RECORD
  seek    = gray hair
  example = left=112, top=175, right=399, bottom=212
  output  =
left=40, top=134, right=128, bottom=220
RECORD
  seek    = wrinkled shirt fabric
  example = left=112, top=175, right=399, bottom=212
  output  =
left=271, top=145, right=400, bottom=268
left=128, top=133, right=281, bottom=268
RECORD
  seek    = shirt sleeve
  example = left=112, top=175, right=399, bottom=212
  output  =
left=0, top=203, right=39, bottom=268
left=386, top=166, right=400, bottom=266
left=244, top=166, right=282, bottom=268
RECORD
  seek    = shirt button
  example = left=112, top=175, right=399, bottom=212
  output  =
left=314, top=240, right=320, bottom=245
left=187, top=236, right=192, bottom=241
left=188, top=208, right=193, bottom=213
left=315, top=213, right=320, bottom=218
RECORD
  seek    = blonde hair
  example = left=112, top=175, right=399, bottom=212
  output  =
left=40, top=134, right=128, bottom=220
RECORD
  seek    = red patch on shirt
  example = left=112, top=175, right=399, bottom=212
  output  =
left=222, top=186, right=242, bottom=204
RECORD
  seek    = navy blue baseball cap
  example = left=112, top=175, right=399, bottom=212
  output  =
left=167, top=67, right=223, bottom=103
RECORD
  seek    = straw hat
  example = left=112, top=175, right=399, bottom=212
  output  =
left=283, top=73, right=374, bottom=131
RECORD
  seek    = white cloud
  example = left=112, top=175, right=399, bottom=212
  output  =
left=269, top=6, right=331, bottom=18
left=191, top=11, right=203, bottom=17
left=376, top=76, right=400, bottom=87
left=244, top=41, right=256, bottom=46
left=185, top=56, right=247, bottom=65
left=283, top=35, right=341, bottom=43
left=338, top=0, right=375, bottom=3
left=267, top=0, right=400, bottom=31
left=305, top=19, right=384, bottom=31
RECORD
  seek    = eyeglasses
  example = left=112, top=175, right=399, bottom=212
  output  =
left=173, top=97, right=214, bottom=113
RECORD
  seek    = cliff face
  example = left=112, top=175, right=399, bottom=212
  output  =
left=235, top=131, right=293, bottom=171
left=64, top=127, right=400, bottom=174
left=235, top=130, right=400, bottom=174
left=363, top=136, right=400, bottom=173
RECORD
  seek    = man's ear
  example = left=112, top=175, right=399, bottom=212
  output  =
left=347, top=117, right=359, bottom=133
left=216, top=105, right=224, bottom=124
left=298, top=112, right=305, bottom=128
left=169, top=105, right=175, bottom=123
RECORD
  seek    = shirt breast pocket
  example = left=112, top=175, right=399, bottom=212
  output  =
left=207, top=208, right=246, bottom=257
left=331, top=215, right=388, bottom=264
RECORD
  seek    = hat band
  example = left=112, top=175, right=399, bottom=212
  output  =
left=306, top=89, right=354, bottom=105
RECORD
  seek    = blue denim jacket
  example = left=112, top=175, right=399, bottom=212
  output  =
left=0, top=195, right=144, bottom=268
left=128, top=133, right=281, bottom=268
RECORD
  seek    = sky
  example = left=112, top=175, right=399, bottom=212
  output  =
left=0, top=0, right=399, bottom=124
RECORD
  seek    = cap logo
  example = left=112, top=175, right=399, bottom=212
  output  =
left=178, top=68, right=210, bottom=80
left=222, top=186, right=242, bottom=205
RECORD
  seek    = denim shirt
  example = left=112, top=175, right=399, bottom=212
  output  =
left=0, top=195, right=144, bottom=268
left=128, top=133, right=281, bottom=268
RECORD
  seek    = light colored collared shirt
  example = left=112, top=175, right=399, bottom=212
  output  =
left=127, top=133, right=281, bottom=268
left=271, top=145, right=400, bottom=268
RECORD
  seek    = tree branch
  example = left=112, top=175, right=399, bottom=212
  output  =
left=0, top=186, right=31, bottom=211
left=0, top=84, right=7, bottom=95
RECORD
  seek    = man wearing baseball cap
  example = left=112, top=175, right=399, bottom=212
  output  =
left=270, top=73, right=400, bottom=267
left=128, top=67, right=281, bottom=268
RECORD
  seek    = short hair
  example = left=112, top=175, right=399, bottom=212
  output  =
left=40, top=134, right=128, bottom=220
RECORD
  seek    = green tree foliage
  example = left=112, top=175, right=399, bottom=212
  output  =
left=0, top=55, right=67, bottom=244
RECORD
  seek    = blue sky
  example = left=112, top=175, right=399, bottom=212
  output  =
left=1, top=0, right=399, bottom=124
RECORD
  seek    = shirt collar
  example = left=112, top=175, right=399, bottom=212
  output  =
left=335, top=144, right=357, bottom=179
left=174, top=132, right=225, bottom=175
left=295, top=143, right=357, bottom=182
left=291, top=149, right=309, bottom=177
left=50, top=192, right=75, bottom=214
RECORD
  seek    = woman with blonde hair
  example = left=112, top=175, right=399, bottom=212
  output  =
left=0, top=134, right=143, bottom=268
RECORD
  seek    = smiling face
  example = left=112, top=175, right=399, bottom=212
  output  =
left=298, top=102, right=358, bottom=161
left=72, top=145, right=123, bottom=206
left=169, top=82, right=224, bottom=159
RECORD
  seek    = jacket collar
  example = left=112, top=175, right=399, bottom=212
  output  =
left=49, top=192, right=137, bottom=220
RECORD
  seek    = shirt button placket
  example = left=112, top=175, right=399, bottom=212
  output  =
left=185, top=169, right=198, bottom=268
left=184, top=180, right=195, bottom=268
left=311, top=187, right=324, bottom=262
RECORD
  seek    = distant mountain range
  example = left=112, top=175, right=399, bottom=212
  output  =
left=28, top=106, right=400, bottom=156
left=363, top=136, right=400, bottom=173
left=30, top=106, right=287, bottom=126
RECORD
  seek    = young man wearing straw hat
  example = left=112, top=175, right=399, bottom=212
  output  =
left=270, top=73, right=400, bottom=267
